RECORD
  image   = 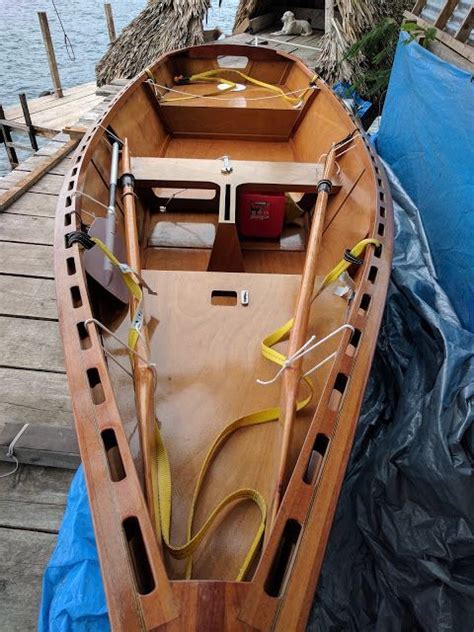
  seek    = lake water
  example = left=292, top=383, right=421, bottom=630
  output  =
left=0, top=0, right=239, bottom=175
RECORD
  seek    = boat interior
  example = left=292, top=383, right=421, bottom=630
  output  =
left=70, top=45, right=381, bottom=583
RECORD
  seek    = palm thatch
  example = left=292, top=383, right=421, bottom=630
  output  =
left=316, top=0, right=413, bottom=84
left=96, top=0, right=212, bottom=87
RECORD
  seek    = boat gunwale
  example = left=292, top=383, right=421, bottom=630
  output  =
left=54, top=44, right=393, bottom=631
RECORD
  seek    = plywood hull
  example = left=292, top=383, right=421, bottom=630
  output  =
left=54, top=44, right=393, bottom=630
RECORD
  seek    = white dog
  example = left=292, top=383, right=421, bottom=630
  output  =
left=272, top=11, right=313, bottom=36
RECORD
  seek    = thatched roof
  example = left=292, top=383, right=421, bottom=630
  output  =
left=96, top=0, right=211, bottom=86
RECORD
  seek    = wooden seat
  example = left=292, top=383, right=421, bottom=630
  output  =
left=132, top=156, right=340, bottom=224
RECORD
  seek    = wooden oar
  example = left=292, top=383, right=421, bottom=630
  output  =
left=121, top=139, right=158, bottom=534
left=269, top=143, right=338, bottom=528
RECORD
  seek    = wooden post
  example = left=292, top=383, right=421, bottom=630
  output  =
left=38, top=11, right=64, bottom=98
left=0, top=105, right=19, bottom=169
left=19, top=94, right=39, bottom=152
left=325, top=0, right=334, bottom=34
left=104, top=3, right=117, bottom=43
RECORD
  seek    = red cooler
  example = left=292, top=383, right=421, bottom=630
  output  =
left=237, top=191, right=286, bottom=239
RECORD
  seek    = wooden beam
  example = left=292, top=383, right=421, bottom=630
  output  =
left=0, top=137, right=78, bottom=212
left=0, top=422, right=79, bottom=469
left=412, top=0, right=427, bottom=16
left=0, top=105, right=19, bottom=169
left=434, top=0, right=458, bottom=30
left=248, top=12, right=276, bottom=34
left=454, top=6, right=474, bottom=42
left=404, top=11, right=474, bottom=64
left=325, top=0, right=334, bottom=34
left=38, top=11, right=64, bottom=98
left=19, top=93, right=39, bottom=151
left=104, top=2, right=117, bottom=42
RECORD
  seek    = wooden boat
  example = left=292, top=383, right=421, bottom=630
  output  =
left=55, top=44, right=392, bottom=631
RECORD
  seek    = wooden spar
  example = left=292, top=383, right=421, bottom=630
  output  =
left=38, top=12, right=64, bottom=99
left=270, top=143, right=338, bottom=527
left=104, top=3, right=117, bottom=43
left=121, top=139, right=157, bottom=532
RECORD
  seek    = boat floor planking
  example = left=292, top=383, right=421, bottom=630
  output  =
left=55, top=44, right=392, bottom=630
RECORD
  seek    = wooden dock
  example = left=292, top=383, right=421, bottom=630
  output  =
left=0, top=33, right=323, bottom=628
left=0, top=80, right=125, bottom=627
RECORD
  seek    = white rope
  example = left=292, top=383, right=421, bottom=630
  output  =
left=146, top=79, right=315, bottom=103
left=97, top=124, right=124, bottom=145
left=254, top=36, right=322, bottom=52
left=84, top=318, right=156, bottom=370
left=257, top=324, right=354, bottom=386
left=0, top=423, right=30, bottom=479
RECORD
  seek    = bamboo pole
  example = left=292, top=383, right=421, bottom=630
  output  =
left=104, top=3, right=117, bottom=43
left=270, top=145, right=338, bottom=528
left=38, top=12, right=64, bottom=99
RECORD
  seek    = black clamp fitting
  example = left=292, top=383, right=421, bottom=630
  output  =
left=343, top=249, right=364, bottom=266
left=317, top=179, right=333, bottom=194
left=65, top=231, right=95, bottom=250
left=120, top=172, right=135, bottom=189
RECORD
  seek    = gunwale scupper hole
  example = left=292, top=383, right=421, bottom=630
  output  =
left=64, top=213, right=72, bottom=227
left=86, top=367, right=106, bottom=405
left=68, top=180, right=74, bottom=191
left=66, top=257, right=76, bottom=276
left=264, top=518, right=302, bottom=598
left=359, top=293, right=372, bottom=315
left=70, top=286, right=83, bottom=308
left=368, top=266, right=378, bottom=283
left=101, top=428, right=126, bottom=482
left=303, top=433, right=330, bottom=485
left=328, top=372, right=349, bottom=411
left=123, top=517, right=156, bottom=595
left=65, top=196, right=72, bottom=208
left=77, top=321, right=91, bottom=350
left=378, top=222, right=385, bottom=237
left=380, top=204, right=386, bottom=218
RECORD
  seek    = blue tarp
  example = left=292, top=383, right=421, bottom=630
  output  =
left=39, top=34, right=474, bottom=631
left=38, top=468, right=109, bottom=632
left=377, top=32, right=474, bottom=331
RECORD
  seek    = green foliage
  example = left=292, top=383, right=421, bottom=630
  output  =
left=344, top=18, right=436, bottom=101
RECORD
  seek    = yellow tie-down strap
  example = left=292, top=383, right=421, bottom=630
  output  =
left=154, top=68, right=317, bottom=107
left=94, top=234, right=380, bottom=579
left=90, top=237, right=144, bottom=351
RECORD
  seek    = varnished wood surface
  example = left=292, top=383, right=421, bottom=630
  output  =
left=54, top=43, right=393, bottom=630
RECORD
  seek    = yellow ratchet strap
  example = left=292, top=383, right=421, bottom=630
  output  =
left=152, top=237, right=379, bottom=580
left=90, top=237, right=143, bottom=351
left=161, top=68, right=317, bottom=106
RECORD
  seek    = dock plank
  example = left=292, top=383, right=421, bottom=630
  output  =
left=0, top=213, right=54, bottom=244
left=0, top=526, right=57, bottom=631
left=4, top=192, right=57, bottom=218
left=0, top=316, right=64, bottom=372
left=14, top=155, right=72, bottom=178
left=0, top=464, right=73, bottom=532
left=29, top=173, right=65, bottom=196
left=0, top=242, right=53, bottom=277
left=0, top=368, right=72, bottom=427
left=0, top=275, right=56, bottom=319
